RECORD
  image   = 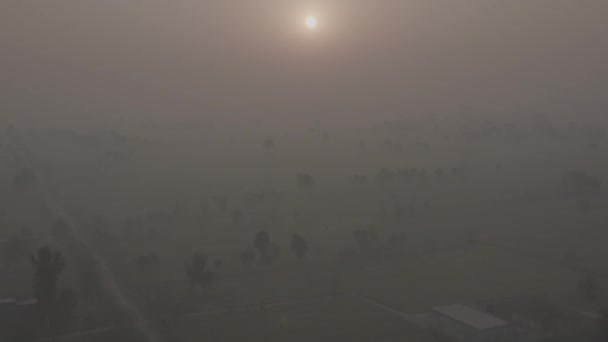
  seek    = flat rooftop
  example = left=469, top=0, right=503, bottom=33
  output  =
left=433, top=304, right=509, bottom=330
left=0, top=298, right=16, bottom=304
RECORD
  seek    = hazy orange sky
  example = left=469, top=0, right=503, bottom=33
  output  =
left=2, top=0, right=607, bottom=125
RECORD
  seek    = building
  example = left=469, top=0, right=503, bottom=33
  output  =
left=425, top=298, right=599, bottom=342
left=428, top=304, right=515, bottom=342
left=475, top=297, right=597, bottom=341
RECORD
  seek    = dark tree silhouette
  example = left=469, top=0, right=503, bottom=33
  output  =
left=263, top=139, right=276, bottom=149
left=599, top=310, right=608, bottom=342
left=291, top=234, right=309, bottom=259
left=239, top=249, right=256, bottom=268
left=387, top=232, right=407, bottom=251
left=30, top=246, right=76, bottom=335
left=269, top=242, right=281, bottom=261
left=296, top=173, right=315, bottom=189
left=185, top=253, right=216, bottom=291
left=231, top=209, right=244, bottom=225
left=136, top=253, right=161, bottom=271
left=580, top=275, right=600, bottom=301
left=31, top=246, right=65, bottom=317
left=353, top=174, right=368, bottom=184
left=397, top=168, right=426, bottom=183
left=254, top=231, right=280, bottom=264
left=353, top=226, right=378, bottom=252
left=579, top=199, right=592, bottom=213
left=254, top=231, right=271, bottom=263
left=212, top=196, right=228, bottom=213
left=562, top=171, right=602, bottom=197
left=50, top=288, right=77, bottom=334
left=376, top=168, right=394, bottom=183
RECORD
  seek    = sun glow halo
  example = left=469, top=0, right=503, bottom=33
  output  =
left=305, top=16, right=318, bottom=29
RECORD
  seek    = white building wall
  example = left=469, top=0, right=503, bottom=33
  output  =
left=428, top=312, right=516, bottom=342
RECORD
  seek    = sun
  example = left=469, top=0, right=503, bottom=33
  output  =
left=305, top=16, right=318, bottom=29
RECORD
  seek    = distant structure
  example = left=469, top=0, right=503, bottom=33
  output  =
left=475, top=297, right=596, bottom=341
left=429, top=304, right=513, bottom=342
left=425, top=298, right=598, bottom=342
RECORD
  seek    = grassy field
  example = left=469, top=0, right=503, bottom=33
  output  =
left=9, top=238, right=604, bottom=341
left=50, top=296, right=439, bottom=342
left=347, top=245, right=586, bottom=313
left=2, top=121, right=608, bottom=341
left=172, top=295, right=438, bottom=342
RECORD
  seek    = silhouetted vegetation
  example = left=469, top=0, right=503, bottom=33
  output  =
left=185, top=253, right=216, bottom=292
left=291, top=234, right=309, bottom=259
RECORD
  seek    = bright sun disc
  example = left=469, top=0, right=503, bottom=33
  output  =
left=305, top=16, right=317, bottom=29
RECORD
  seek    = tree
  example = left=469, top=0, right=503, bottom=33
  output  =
left=263, top=139, right=276, bottom=149
left=580, top=275, right=600, bottom=301
left=579, top=199, right=592, bottom=213
left=353, top=226, right=378, bottom=252
left=254, top=231, right=280, bottom=264
left=212, top=196, right=228, bottom=213
left=254, top=231, right=271, bottom=263
left=376, top=168, right=394, bottom=183
left=269, top=242, right=281, bottom=261
left=185, top=253, right=216, bottom=291
left=599, top=310, right=608, bottom=342
left=31, top=246, right=65, bottom=317
left=231, top=209, right=244, bottom=225
left=387, top=232, right=406, bottom=251
left=136, top=253, right=161, bottom=271
left=561, top=171, right=602, bottom=197
left=291, top=234, right=309, bottom=259
left=239, top=249, right=256, bottom=269
left=296, top=173, right=315, bottom=189
left=353, top=174, right=368, bottom=184
left=30, top=246, right=77, bottom=335
left=50, top=288, right=77, bottom=334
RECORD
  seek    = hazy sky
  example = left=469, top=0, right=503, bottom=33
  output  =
left=2, top=1, right=607, bottom=125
